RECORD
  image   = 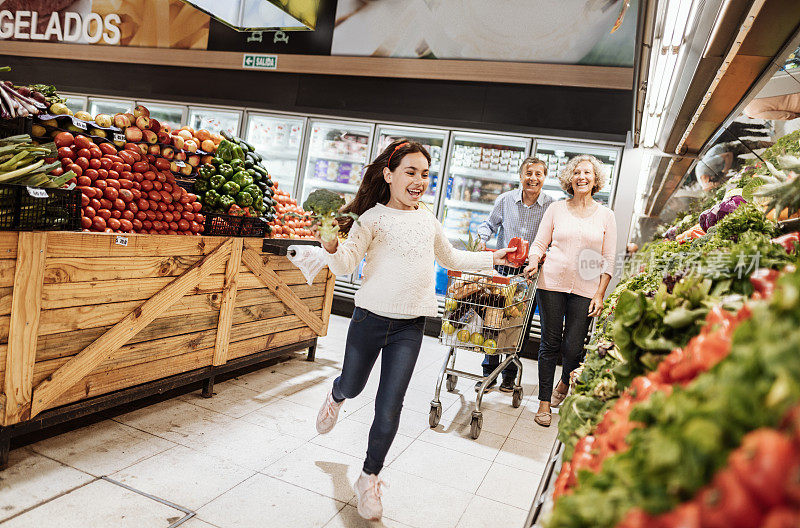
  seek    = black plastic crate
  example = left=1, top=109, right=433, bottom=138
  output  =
left=203, top=212, right=269, bottom=237
left=0, top=183, right=81, bottom=231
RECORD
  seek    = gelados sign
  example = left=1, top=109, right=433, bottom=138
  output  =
left=0, top=10, right=121, bottom=45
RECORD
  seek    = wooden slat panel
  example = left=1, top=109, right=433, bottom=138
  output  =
left=229, top=312, right=321, bottom=344
left=46, top=347, right=215, bottom=411
left=0, top=233, right=18, bottom=258
left=35, top=296, right=324, bottom=367
left=45, top=232, right=229, bottom=258
left=33, top=328, right=219, bottom=387
left=30, top=239, right=233, bottom=417
left=241, top=248, right=326, bottom=336
left=38, top=293, right=223, bottom=336
left=4, top=233, right=47, bottom=425
left=43, top=255, right=299, bottom=283
left=40, top=269, right=326, bottom=309
left=0, top=259, right=17, bottom=288
left=319, top=270, right=335, bottom=337
left=213, top=239, right=242, bottom=366
left=227, top=326, right=317, bottom=361
left=235, top=284, right=325, bottom=306
left=0, top=287, right=13, bottom=316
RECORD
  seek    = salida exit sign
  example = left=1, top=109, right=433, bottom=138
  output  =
left=243, top=54, right=277, bottom=70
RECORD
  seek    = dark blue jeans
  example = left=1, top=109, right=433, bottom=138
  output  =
left=536, top=289, right=593, bottom=402
left=332, top=307, right=424, bottom=475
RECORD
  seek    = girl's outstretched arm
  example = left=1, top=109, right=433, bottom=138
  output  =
left=432, top=219, right=496, bottom=272
left=313, top=217, right=372, bottom=276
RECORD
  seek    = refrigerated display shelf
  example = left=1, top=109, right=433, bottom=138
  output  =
left=254, top=149, right=302, bottom=161
left=308, top=152, right=367, bottom=164
left=450, top=166, right=519, bottom=183
left=445, top=199, right=495, bottom=212
left=304, top=179, right=358, bottom=194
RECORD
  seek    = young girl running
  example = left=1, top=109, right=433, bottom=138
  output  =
left=312, top=139, right=513, bottom=521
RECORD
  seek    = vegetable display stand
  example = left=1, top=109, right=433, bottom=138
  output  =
left=0, top=231, right=336, bottom=468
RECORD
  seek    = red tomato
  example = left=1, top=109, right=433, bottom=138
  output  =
left=92, top=216, right=106, bottom=231
left=159, top=190, right=173, bottom=203
left=135, top=211, right=147, bottom=221
left=68, top=164, right=83, bottom=177
left=98, top=142, right=116, bottom=155
left=121, top=210, right=134, bottom=221
left=163, top=212, right=174, bottom=223
left=54, top=131, right=74, bottom=148
left=113, top=198, right=126, bottom=211
left=57, top=146, right=75, bottom=160
left=83, top=206, right=96, bottom=218
left=131, top=189, right=142, bottom=201
left=700, top=469, right=764, bottom=528
left=178, top=219, right=190, bottom=231
left=89, top=158, right=101, bottom=170
left=80, top=194, right=90, bottom=207
left=152, top=180, right=163, bottom=191
left=89, top=198, right=102, bottom=211
left=141, top=180, right=154, bottom=192
left=729, top=429, right=798, bottom=507
left=192, top=202, right=202, bottom=213
left=182, top=211, right=195, bottom=221
left=168, top=221, right=179, bottom=231
left=118, top=189, right=134, bottom=203
left=137, top=198, right=150, bottom=211
left=73, top=135, right=93, bottom=150
left=106, top=179, right=121, bottom=190
left=157, top=202, right=168, bottom=212
left=120, top=179, right=134, bottom=190
left=189, top=221, right=201, bottom=233
left=143, top=170, right=156, bottom=181
left=77, top=176, right=92, bottom=187
left=145, top=210, right=157, bottom=221
left=119, top=219, right=133, bottom=232
left=132, top=219, right=143, bottom=232
left=111, top=209, right=122, bottom=219
left=104, top=187, right=119, bottom=201
left=80, top=216, right=92, bottom=229
left=97, top=209, right=112, bottom=221
left=99, top=158, right=113, bottom=171
left=142, top=220, right=153, bottom=230
left=76, top=148, right=91, bottom=160
left=97, top=168, right=108, bottom=180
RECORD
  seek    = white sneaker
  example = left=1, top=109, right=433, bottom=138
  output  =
left=354, top=471, right=386, bottom=521
left=316, top=391, right=343, bottom=434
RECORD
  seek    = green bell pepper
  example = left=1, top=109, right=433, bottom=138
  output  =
left=210, top=156, right=224, bottom=166
left=203, top=190, right=221, bottom=208
left=230, top=158, right=245, bottom=170
left=218, top=195, right=235, bottom=210
left=197, top=164, right=216, bottom=180
left=218, top=164, right=235, bottom=178
left=242, top=184, right=263, bottom=203
left=193, top=179, right=210, bottom=194
left=232, top=145, right=245, bottom=161
left=209, top=174, right=226, bottom=190
left=236, top=191, right=254, bottom=207
left=232, top=170, right=254, bottom=188
left=221, top=181, right=240, bottom=196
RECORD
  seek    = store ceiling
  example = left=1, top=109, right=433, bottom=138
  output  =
left=640, top=0, right=800, bottom=216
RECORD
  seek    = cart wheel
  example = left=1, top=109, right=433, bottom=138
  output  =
left=470, top=412, right=483, bottom=439
left=429, top=403, right=442, bottom=428
left=446, top=374, right=458, bottom=392
left=512, top=387, right=523, bottom=408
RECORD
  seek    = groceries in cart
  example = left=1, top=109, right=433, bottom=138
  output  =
left=439, top=271, right=532, bottom=354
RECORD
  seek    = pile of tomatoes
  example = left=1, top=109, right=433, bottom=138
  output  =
left=268, top=186, right=315, bottom=239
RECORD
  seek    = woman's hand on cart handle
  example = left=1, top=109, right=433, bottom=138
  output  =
left=522, top=255, right=544, bottom=279
left=311, top=220, right=339, bottom=254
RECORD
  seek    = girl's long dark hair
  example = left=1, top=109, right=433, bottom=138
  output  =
left=338, top=139, right=431, bottom=235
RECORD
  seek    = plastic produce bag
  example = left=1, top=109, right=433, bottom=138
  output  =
left=287, top=245, right=327, bottom=285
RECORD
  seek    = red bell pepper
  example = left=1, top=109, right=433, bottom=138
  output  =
left=507, top=237, right=529, bottom=267
left=772, top=232, right=800, bottom=254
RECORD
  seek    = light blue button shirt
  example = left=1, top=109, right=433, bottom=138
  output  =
left=477, top=188, right=554, bottom=249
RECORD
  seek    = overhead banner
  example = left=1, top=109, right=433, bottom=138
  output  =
left=330, top=0, right=638, bottom=66
left=0, top=0, right=636, bottom=67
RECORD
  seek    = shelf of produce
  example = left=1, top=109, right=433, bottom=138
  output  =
left=450, top=166, right=519, bottom=183
left=0, top=231, right=336, bottom=467
left=444, top=199, right=495, bottom=212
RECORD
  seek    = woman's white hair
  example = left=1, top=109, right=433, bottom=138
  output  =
left=558, top=154, right=608, bottom=195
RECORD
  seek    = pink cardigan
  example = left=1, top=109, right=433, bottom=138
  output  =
left=529, top=201, right=617, bottom=299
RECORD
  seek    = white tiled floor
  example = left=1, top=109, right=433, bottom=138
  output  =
left=0, top=314, right=561, bottom=527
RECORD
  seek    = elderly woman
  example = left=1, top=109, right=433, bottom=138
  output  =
left=523, top=155, right=617, bottom=427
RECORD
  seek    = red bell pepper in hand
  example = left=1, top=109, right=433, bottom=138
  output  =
left=507, top=237, right=529, bottom=267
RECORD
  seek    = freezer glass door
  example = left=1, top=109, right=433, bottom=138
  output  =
left=244, top=114, right=305, bottom=195
left=64, top=95, right=87, bottom=114
left=534, top=141, right=620, bottom=205
left=187, top=107, right=241, bottom=137
left=88, top=98, right=133, bottom=117
left=300, top=120, right=372, bottom=204
left=139, top=102, right=186, bottom=130
left=374, top=125, right=448, bottom=210
left=442, top=133, right=529, bottom=249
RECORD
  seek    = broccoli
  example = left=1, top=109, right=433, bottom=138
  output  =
left=302, top=189, right=358, bottom=243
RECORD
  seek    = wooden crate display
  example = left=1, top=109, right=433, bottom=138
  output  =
left=0, top=233, right=335, bottom=426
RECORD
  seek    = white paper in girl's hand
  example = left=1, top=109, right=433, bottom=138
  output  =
left=287, top=245, right=327, bottom=285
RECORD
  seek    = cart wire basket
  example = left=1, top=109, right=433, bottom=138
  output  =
left=430, top=268, right=538, bottom=439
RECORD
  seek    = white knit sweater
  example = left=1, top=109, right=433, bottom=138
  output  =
left=326, top=203, right=494, bottom=317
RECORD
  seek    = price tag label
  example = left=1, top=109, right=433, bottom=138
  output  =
left=174, top=160, right=186, bottom=168
left=26, top=187, right=48, bottom=198
left=71, top=117, right=88, bottom=130
left=113, top=132, right=125, bottom=142
left=115, top=236, right=129, bottom=247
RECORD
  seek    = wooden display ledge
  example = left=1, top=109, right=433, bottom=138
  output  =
left=0, top=232, right=335, bottom=468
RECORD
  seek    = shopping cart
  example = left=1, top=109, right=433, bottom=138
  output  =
left=429, top=267, right=538, bottom=439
